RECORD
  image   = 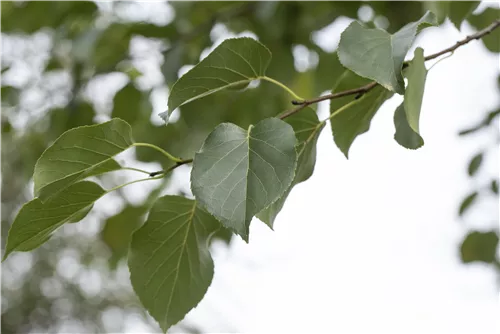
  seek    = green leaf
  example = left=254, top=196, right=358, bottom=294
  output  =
left=458, top=109, right=500, bottom=136
left=460, top=231, right=499, bottom=264
left=33, top=119, right=133, bottom=202
left=468, top=8, right=500, bottom=53
left=394, top=103, right=424, bottom=149
left=191, top=118, right=297, bottom=241
left=337, top=11, right=437, bottom=94
left=330, top=71, right=393, bottom=158
left=467, top=152, right=483, bottom=176
left=448, top=1, right=480, bottom=30
left=490, top=179, right=499, bottom=195
left=128, top=196, right=220, bottom=332
left=458, top=191, right=478, bottom=216
left=112, top=84, right=143, bottom=125
left=3, top=181, right=104, bottom=261
left=258, top=108, right=323, bottom=228
left=394, top=47, right=427, bottom=150
left=164, top=38, right=272, bottom=120
left=423, top=2, right=450, bottom=25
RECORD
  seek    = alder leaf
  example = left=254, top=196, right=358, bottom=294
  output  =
left=330, top=71, right=393, bottom=158
left=164, top=37, right=271, bottom=121
left=338, top=11, right=437, bottom=94
left=394, top=47, right=427, bottom=150
left=33, top=118, right=133, bottom=202
left=258, top=107, right=323, bottom=228
left=128, top=196, right=220, bottom=333
left=3, top=181, right=104, bottom=261
left=191, top=118, right=297, bottom=241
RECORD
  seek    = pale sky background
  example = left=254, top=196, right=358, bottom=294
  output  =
left=108, top=3, right=500, bottom=333
left=3, top=2, right=499, bottom=334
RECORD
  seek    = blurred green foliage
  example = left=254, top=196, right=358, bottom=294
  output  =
left=1, top=1, right=498, bottom=333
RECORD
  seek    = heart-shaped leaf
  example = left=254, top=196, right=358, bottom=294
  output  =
left=258, top=107, right=323, bottom=228
left=191, top=118, right=297, bottom=241
left=394, top=47, right=427, bottom=149
left=129, top=196, right=220, bottom=332
left=338, top=11, right=437, bottom=94
left=34, top=118, right=133, bottom=201
left=330, top=71, right=393, bottom=158
left=3, top=181, right=104, bottom=261
left=163, top=37, right=272, bottom=122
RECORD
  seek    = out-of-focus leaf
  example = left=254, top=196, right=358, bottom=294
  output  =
left=468, top=8, right=500, bottom=53
left=330, top=71, right=393, bottom=158
left=490, top=179, right=499, bottom=195
left=112, top=84, right=143, bottom=125
left=423, top=2, right=450, bottom=24
left=3, top=181, right=104, bottom=261
left=33, top=119, right=133, bottom=202
left=460, top=230, right=499, bottom=263
left=337, top=12, right=437, bottom=94
left=458, top=108, right=500, bottom=136
left=129, top=196, right=220, bottom=332
left=448, top=1, right=480, bottom=30
left=92, top=24, right=132, bottom=72
left=467, top=152, right=483, bottom=176
left=191, top=118, right=297, bottom=241
left=458, top=191, right=479, bottom=216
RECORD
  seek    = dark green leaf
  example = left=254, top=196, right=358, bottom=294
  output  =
left=458, top=191, right=478, bottom=216
left=258, top=108, right=323, bottom=228
left=423, top=2, right=450, bottom=24
left=468, top=8, right=500, bottom=53
left=394, top=47, right=427, bottom=149
left=467, top=152, right=483, bottom=176
left=337, top=11, right=437, bottom=94
left=164, top=38, right=272, bottom=120
left=330, top=71, right=393, bottom=158
left=33, top=119, right=133, bottom=202
left=3, top=181, right=104, bottom=261
left=128, top=196, right=220, bottom=332
left=490, top=179, right=499, bottom=195
left=448, top=1, right=480, bottom=30
left=460, top=231, right=499, bottom=264
left=191, top=118, right=297, bottom=241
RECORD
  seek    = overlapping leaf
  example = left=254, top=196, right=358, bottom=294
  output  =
left=191, top=118, right=297, bottom=241
left=330, top=71, right=393, bottom=158
left=162, top=37, right=272, bottom=122
left=128, top=196, right=220, bottom=332
left=3, top=181, right=104, bottom=260
left=338, top=11, right=437, bottom=94
left=448, top=1, right=480, bottom=30
left=33, top=119, right=133, bottom=201
left=258, top=108, right=323, bottom=228
left=394, top=47, right=427, bottom=149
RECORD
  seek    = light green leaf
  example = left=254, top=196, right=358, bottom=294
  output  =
left=394, top=103, right=424, bottom=149
left=448, top=1, right=480, bottom=30
left=34, top=119, right=133, bottom=202
left=460, top=230, right=499, bottom=264
left=165, top=37, right=271, bottom=119
left=330, top=71, right=393, bottom=158
left=338, top=11, right=437, bottom=94
left=394, top=47, right=427, bottom=150
left=258, top=108, right=323, bottom=228
left=3, top=181, right=104, bottom=261
left=191, top=118, right=297, bottom=241
left=128, top=196, right=220, bottom=333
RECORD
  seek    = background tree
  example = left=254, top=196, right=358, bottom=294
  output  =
left=1, top=1, right=498, bottom=333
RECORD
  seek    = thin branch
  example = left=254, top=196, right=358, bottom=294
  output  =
left=149, top=159, right=194, bottom=177
left=279, top=19, right=500, bottom=120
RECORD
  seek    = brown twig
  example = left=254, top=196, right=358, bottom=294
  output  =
left=279, top=19, right=500, bottom=120
left=149, top=158, right=194, bottom=177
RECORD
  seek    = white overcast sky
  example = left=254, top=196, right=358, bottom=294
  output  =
left=144, top=4, right=500, bottom=334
